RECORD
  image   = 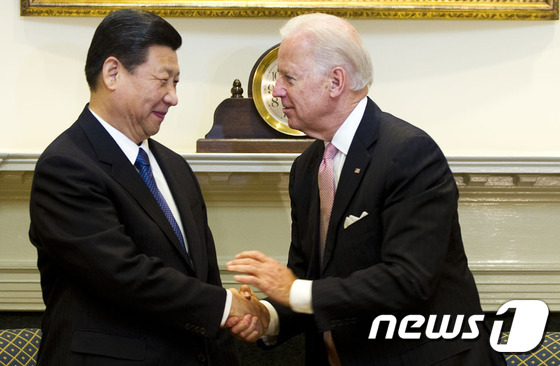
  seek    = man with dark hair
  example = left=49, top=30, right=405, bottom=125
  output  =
left=84, top=9, right=183, bottom=90
left=29, top=9, right=267, bottom=365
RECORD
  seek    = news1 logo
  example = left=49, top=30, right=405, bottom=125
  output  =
left=369, top=300, right=549, bottom=352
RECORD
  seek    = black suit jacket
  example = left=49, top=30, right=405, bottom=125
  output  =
left=29, top=106, right=239, bottom=365
left=271, top=99, right=504, bottom=365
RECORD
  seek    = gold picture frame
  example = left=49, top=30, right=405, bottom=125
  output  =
left=21, top=0, right=558, bottom=20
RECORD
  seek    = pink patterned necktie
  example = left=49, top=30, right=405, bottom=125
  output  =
left=318, top=143, right=342, bottom=366
left=318, top=143, right=338, bottom=261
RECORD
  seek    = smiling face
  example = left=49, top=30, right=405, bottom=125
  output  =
left=115, top=45, right=180, bottom=143
left=272, top=35, right=333, bottom=139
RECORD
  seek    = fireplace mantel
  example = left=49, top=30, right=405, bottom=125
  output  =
left=3, top=153, right=560, bottom=174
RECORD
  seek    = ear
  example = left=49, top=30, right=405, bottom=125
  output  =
left=101, top=56, right=121, bottom=91
left=328, top=67, right=346, bottom=98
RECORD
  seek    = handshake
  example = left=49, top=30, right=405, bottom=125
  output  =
left=225, top=285, right=270, bottom=342
left=223, top=250, right=298, bottom=342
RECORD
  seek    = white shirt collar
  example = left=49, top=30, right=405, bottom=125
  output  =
left=89, top=108, right=148, bottom=165
left=328, top=97, right=367, bottom=154
left=88, top=109, right=188, bottom=247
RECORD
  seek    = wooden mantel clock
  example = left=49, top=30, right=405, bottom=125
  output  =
left=196, top=45, right=314, bottom=153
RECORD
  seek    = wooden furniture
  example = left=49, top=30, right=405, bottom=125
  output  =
left=196, top=80, right=314, bottom=154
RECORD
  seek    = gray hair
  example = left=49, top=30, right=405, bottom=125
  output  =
left=280, top=13, right=373, bottom=91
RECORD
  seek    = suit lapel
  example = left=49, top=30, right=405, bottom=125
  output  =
left=149, top=142, right=199, bottom=276
left=111, top=154, right=184, bottom=259
left=77, top=107, right=196, bottom=274
left=321, top=99, right=380, bottom=272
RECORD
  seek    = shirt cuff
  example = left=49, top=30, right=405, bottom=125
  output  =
left=221, top=289, right=233, bottom=327
left=289, top=279, right=314, bottom=314
left=259, top=300, right=279, bottom=346
left=260, top=300, right=279, bottom=336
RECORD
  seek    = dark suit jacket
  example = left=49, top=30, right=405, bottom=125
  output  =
left=29, top=106, right=239, bottom=365
left=270, top=99, right=504, bottom=365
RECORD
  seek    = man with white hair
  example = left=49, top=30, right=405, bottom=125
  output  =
left=228, top=13, right=505, bottom=366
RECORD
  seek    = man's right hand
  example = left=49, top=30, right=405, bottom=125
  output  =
left=226, top=285, right=270, bottom=342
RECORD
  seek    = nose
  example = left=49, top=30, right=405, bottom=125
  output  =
left=272, top=79, right=286, bottom=99
left=164, top=86, right=178, bottom=106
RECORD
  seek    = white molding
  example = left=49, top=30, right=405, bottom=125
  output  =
left=0, top=260, right=43, bottom=311
left=1, top=260, right=558, bottom=312
left=4, top=153, right=559, bottom=202
left=2, top=152, right=560, bottom=174
left=0, top=153, right=39, bottom=172
left=448, top=156, right=560, bottom=174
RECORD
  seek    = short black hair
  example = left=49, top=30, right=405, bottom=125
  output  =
left=85, top=9, right=182, bottom=90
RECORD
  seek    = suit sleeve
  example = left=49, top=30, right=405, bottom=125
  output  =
left=311, top=134, right=459, bottom=332
left=29, top=152, right=227, bottom=337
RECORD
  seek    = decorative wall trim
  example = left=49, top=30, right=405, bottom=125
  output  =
left=3, top=153, right=560, bottom=173
left=4, top=169, right=560, bottom=202
left=1, top=153, right=559, bottom=311
left=0, top=261, right=43, bottom=311
left=469, top=262, right=560, bottom=311
left=2, top=153, right=560, bottom=201
left=2, top=259, right=558, bottom=311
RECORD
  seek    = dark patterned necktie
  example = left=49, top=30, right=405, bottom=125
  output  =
left=135, top=148, right=188, bottom=254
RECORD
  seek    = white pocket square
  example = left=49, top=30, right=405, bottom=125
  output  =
left=344, top=211, right=369, bottom=229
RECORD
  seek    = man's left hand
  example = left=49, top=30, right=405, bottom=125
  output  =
left=226, top=250, right=296, bottom=307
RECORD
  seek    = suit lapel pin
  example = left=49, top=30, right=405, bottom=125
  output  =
left=354, top=168, right=361, bottom=174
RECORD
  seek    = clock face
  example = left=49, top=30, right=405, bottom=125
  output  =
left=251, top=46, right=305, bottom=137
